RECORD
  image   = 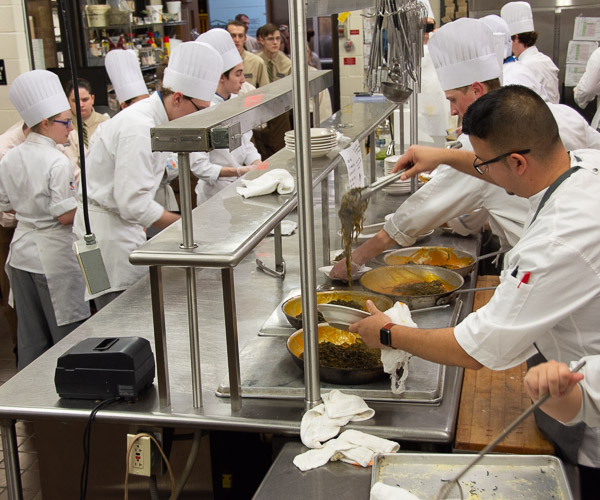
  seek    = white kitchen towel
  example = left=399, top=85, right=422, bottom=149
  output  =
left=370, top=482, right=423, bottom=500
left=300, top=390, right=375, bottom=448
left=293, top=429, right=399, bottom=472
left=236, top=168, right=295, bottom=198
left=381, top=302, right=417, bottom=394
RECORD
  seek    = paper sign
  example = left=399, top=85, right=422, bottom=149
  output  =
left=573, top=17, right=600, bottom=41
left=339, top=141, right=364, bottom=189
left=566, top=40, right=598, bottom=64
left=338, top=12, right=350, bottom=24
left=565, top=63, right=587, bottom=87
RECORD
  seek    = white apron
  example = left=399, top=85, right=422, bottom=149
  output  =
left=74, top=203, right=147, bottom=300
left=10, top=222, right=89, bottom=326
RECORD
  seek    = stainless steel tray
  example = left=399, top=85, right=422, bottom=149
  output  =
left=216, top=335, right=446, bottom=403
left=371, top=453, right=573, bottom=499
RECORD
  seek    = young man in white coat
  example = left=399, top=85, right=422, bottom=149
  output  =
left=351, top=86, right=600, bottom=499
left=574, top=46, right=600, bottom=131
left=501, top=1, right=560, bottom=103
left=0, top=70, right=90, bottom=369
left=330, top=17, right=600, bottom=280
left=191, top=28, right=262, bottom=206
left=75, top=42, right=223, bottom=309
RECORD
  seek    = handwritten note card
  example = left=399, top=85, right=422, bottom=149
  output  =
left=339, top=140, right=364, bottom=189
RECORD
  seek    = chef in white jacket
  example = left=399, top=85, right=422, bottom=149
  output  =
left=75, top=42, right=223, bottom=308
left=330, top=18, right=600, bottom=279
left=191, top=28, right=262, bottom=206
left=525, top=356, right=600, bottom=428
left=574, top=46, right=600, bottom=131
left=352, top=87, right=600, bottom=498
left=501, top=1, right=560, bottom=104
left=0, top=70, right=90, bottom=369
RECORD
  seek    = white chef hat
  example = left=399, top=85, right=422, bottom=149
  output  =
left=105, top=49, right=148, bottom=104
left=196, top=28, right=242, bottom=73
left=8, top=70, right=70, bottom=128
left=501, top=1, right=534, bottom=36
left=163, top=42, right=223, bottom=100
left=481, top=14, right=512, bottom=59
left=428, top=18, right=500, bottom=92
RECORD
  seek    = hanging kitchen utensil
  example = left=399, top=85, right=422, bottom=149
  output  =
left=432, top=359, right=587, bottom=500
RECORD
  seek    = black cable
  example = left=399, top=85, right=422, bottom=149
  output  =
left=56, top=0, right=92, bottom=236
left=80, top=397, right=120, bottom=500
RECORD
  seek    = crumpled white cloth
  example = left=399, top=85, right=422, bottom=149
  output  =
left=293, top=429, right=399, bottom=472
left=300, top=389, right=375, bottom=449
left=381, top=302, right=417, bottom=394
left=370, top=482, right=423, bottom=500
left=236, top=168, right=295, bottom=198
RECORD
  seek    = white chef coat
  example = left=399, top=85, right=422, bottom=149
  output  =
left=191, top=94, right=261, bottom=206
left=74, top=92, right=171, bottom=298
left=517, top=46, right=560, bottom=104
left=570, top=356, right=600, bottom=428
left=383, top=135, right=529, bottom=250
left=0, top=133, right=89, bottom=325
left=547, top=102, right=600, bottom=151
left=503, top=60, right=548, bottom=101
left=454, top=150, right=600, bottom=466
left=574, top=46, right=600, bottom=131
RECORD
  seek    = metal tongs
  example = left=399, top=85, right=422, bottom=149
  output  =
left=432, top=359, right=587, bottom=500
left=359, top=171, right=406, bottom=199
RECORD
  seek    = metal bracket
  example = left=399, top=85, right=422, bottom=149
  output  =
left=210, top=122, right=242, bottom=151
left=256, top=258, right=286, bottom=279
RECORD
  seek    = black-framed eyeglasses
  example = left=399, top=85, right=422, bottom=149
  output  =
left=473, top=149, right=530, bottom=175
left=184, top=96, right=204, bottom=112
left=53, top=118, right=73, bottom=128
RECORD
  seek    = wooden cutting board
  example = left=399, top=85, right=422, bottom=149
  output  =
left=454, top=275, right=554, bottom=454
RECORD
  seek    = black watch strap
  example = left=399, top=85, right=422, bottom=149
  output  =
left=380, top=322, right=395, bottom=347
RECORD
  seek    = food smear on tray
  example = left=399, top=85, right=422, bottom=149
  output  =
left=387, top=247, right=474, bottom=269
left=338, top=187, right=369, bottom=285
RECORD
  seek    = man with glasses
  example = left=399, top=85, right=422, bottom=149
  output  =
left=74, top=42, right=223, bottom=309
left=253, top=23, right=292, bottom=159
left=330, top=17, right=600, bottom=280
left=351, top=85, right=600, bottom=500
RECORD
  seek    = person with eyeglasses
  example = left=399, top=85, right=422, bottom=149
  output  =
left=252, top=23, right=292, bottom=159
left=74, top=42, right=223, bottom=309
left=330, top=17, right=600, bottom=281
left=0, top=70, right=91, bottom=369
left=352, top=85, right=600, bottom=499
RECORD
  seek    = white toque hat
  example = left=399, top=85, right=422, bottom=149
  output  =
left=105, top=49, right=148, bottom=104
left=163, top=42, right=223, bottom=100
left=481, top=14, right=512, bottom=59
left=501, top=1, right=534, bottom=36
left=9, top=70, right=70, bottom=128
left=196, top=28, right=243, bottom=72
left=428, top=18, right=500, bottom=91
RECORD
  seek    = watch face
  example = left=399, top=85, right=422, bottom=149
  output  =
left=380, top=328, right=391, bottom=346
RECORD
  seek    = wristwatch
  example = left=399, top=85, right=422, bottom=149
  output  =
left=380, top=322, right=396, bottom=347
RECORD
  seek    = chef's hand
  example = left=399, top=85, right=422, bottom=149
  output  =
left=329, top=258, right=361, bottom=281
left=349, top=300, right=391, bottom=349
left=393, top=145, right=447, bottom=180
left=524, top=360, right=584, bottom=402
left=237, top=166, right=251, bottom=177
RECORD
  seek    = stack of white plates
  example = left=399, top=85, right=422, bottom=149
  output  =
left=382, top=155, right=422, bottom=195
left=285, top=128, right=338, bottom=158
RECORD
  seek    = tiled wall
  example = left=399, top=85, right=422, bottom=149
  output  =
left=0, top=0, right=31, bottom=133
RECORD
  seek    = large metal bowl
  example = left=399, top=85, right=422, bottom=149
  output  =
left=383, top=246, right=476, bottom=278
left=282, top=290, right=393, bottom=330
left=360, top=265, right=464, bottom=310
left=286, top=324, right=387, bottom=385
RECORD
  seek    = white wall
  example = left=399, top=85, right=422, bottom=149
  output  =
left=338, top=11, right=366, bottom=110
left=0, top=0, right=31, bottom=133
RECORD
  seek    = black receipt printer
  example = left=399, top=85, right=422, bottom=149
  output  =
left=55, top=337, right=155, bottom=401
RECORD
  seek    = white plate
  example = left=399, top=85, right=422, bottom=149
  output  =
left=285, top=128, right=337, bottom=139
left=285, top=140, right=338, bottom=148
left=316, top=303, right=370, bottom=330
left=285, top=136, right=337, bottom=143
left=319, top=264, right=372, bottom=280
left=286, top=148, right=334, bottom=158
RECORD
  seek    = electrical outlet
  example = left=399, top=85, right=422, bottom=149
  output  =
left=127, top=434, right=151, bottom=476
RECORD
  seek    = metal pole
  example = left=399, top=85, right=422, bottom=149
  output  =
left=222, top=268, right=242, bottom=411
left=410, top=41, right=420, bottom=194
left=289, top=0, right=321, bottom=410
left=321, top=176, right=330, bottom=267
left=177, top=152, right=196, bottom=250
left=149, top=266, right=170, bottom=408
left=1, top=420, right=22, bottom=500
left=399, top=103, right=405, bottom=155
left=369, top=131, right=377, bottom=184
